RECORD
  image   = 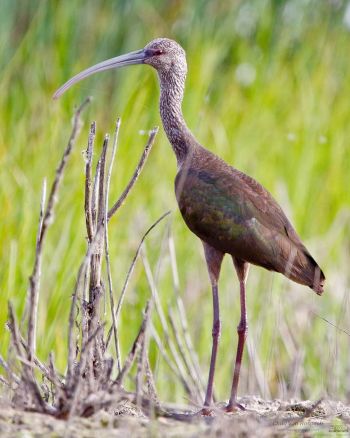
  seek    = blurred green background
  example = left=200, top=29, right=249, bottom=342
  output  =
left=1, top=0, right=349, bottom=404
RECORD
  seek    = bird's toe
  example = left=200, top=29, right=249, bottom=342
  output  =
left=224, top=401, right=246, bottom=413
left=198, top=407, right=215, bottom=417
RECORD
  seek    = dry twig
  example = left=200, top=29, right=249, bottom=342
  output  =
left=114, top=301, right=152, bottom=388
left=142, top=250, right=197, bottom=400
left=2, top=104, right=202, bottom=420
left=107, top=127, right=158, bottom=220
left=136, top=300, right=153, bottom=407
left=168, top=232, right=206, bottom=395
left=85, top=121, right=96, bottom=243
left=150, top=323, right=193, bottom=396
left=27, top=97, right=90, bottom=363
left=107, top=210, right=171, bottom=352
left=104, top=119, right=121, bottom=372
left=0, top=354, right=20, bottom=384
left=168, top=308, right=203, bottom=402
left=8, top=303, right=49, bottom=413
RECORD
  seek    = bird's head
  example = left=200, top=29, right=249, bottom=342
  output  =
left=53, top=37, right=187, bottom=99
left=143, top=38, right=187, bottom=75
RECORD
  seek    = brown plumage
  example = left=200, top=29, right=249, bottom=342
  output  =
left=54, top=38, right=325, bottom=412
left=176, top=148, right=324, bottom=294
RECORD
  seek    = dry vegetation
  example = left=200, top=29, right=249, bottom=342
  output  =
left=1, top=397, right=349, bottom=436
left=0, top=101, right=349, bottom=436
left=1, top=2, right=350, bottom=436
left=2, top=0, right=350, bottom=407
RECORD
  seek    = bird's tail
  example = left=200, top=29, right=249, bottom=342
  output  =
left=281, top=245, right=325, bottom=295
left=304, top=253, right=325, bottom=295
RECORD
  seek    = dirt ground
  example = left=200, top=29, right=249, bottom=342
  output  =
left=0, top=397, right=349, bottom=437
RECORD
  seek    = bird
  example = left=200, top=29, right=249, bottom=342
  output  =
left=54, top=38, right=325, bottom=413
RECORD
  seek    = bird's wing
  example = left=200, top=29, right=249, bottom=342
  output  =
left=227, top=167, right=305, bottom=247
left=176, top=156, right=324, bottom=292
left=177, top=162, right=299, bottom=246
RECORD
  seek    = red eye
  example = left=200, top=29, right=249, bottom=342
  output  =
left=145, top=48, right=163, bottom=57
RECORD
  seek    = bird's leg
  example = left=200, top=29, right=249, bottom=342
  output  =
left=227, top=258, right=249, bottom=412
left=202, top=242, right=224, bottom=412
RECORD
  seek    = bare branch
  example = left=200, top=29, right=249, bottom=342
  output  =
left=150, top=323, right=193, bottom=396
left=8, top=303, right=25, bottom=359
left=114, top=302, right=151, bottom=388
left=85, top=121, right=96, bottom=243
left=145, top=357, right=160, bottom=405
left=5, top=111, right=175, bottom=420
left=27, top=179, right=46, bottom=362
left=48, top=352, right=64, bottom=390
left=74, top=323, right=106, bottom=383
left=168, top=307, right=203, bottom=402
left=106, top=211, right=171, bottom=351
left=97, top=135, right=109, bottom=228
left=168, top=232, right=206, bottom=396
left=0, top=375, right=9, bottom=387
left=89, top=135, right=109, bottom=298
left=27, top=98, right=90, bottom=362
left=37, top=179, right=47, bottom=248
left=8, top=303, right=48, bottom=412
left=0, top=354, right=20, bottom=384
left=67, top=260, right=88, bottom=387
left=104, top=119, right=121, bottom=372
left=141, top=249, right=196, bottom=399
left=107, top=127, right=158, bottom=220
left=18, top=334, right=63, bottom=388
left=40, top=97, right=91, bottom=245
left=311, top=311, right=350, bottom=337
left=66, top=229, right=104, bottom=387
left=68, top=324, right=106, bottom=419
left=91, top=160, right=101, bottom=234
left=136, top=300, right=153, bottom=407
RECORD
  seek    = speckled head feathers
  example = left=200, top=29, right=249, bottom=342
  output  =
left=143, top=38, right=187, bottom=75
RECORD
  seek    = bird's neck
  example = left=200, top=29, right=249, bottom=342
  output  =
left=158, top=71, right=197, bottom=166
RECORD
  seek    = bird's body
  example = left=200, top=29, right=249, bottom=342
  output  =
left=54, top=37, right=325, bottom=412
left=175, top=145, right=323, bottom=293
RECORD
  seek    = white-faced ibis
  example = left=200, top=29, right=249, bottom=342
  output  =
left=54, top=38, right=325, bottom=412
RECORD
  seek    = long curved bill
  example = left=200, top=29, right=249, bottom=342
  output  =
left=53, top=48, right=146, bottom=99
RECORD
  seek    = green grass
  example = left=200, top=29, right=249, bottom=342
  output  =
left=1, top=0, right=349, bottom=404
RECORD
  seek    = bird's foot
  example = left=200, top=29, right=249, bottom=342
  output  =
left=198, top=406, right=215, bottom=417
left=196, top=401, right=245, bottom=417
left=224, top=400, right=246, bottom=413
